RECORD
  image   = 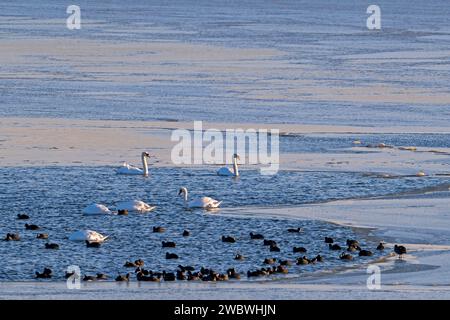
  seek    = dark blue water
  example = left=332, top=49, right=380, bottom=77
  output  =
left=281, top=133, right=450, bottom=154
left=1, top=166, right=449, bottom=281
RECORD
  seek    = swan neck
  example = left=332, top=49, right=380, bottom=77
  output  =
left=233, top=157, right=239, bottom=176
left=142, top=155, right=149, bottom=176
left=183, top=189, right=188, bottom=202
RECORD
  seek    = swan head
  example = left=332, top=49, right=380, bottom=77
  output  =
left=141, top=152, right=150, bottom=158
left=178, top=187, right=187, bottom=196
left=233, top=153, right=240, bottom=160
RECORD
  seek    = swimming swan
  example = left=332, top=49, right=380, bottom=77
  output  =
left=82, top=203, right=112, bottom=215
left=116, top=200, right=156, bottom=213
left=68, top=230, right=108, bottom=242
left=178, top=187, right=222, bottom=209
left=217, top=153, right=240, bottom=176
left=117, top=152, right=151, bottom=176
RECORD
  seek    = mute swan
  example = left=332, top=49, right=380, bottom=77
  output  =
left=116, top=200, right=156, bottom=213
left=82, top=203, right=112, bottom=215
left=117, top=152, right=151, bottom=176
left=178, top=187, right=222, bottom=209
left=68, top=230, right=108, bottom=242
left=217, top=154, right=240, bottom=176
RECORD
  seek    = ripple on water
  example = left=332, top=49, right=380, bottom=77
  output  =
left=1, top=166, right=446, bottom=281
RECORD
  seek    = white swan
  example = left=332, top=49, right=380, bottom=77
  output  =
left=116, top=200, right=156, bottom=213
left=117, top=152, right=150, bottom=176
left=82, top=203, right=112, bottom=215
left=217, top=153, right=240, bottom=176
left=178, top=187, right=222, bottom=209
left=69, top=230, right=108, bottom=242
